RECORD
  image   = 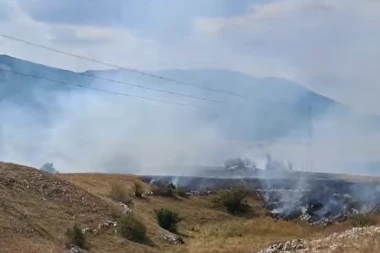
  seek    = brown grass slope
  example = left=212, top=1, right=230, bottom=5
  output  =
left=0, top=162, right=118, bottom=252
left=1, top=162, right=379, bottom=253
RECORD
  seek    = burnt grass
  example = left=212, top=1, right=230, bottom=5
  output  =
left=140, top=172, right=380, bottom=225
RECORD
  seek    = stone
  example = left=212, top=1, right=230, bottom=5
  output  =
left=120, top=203, right=132, bottom=215
left=81, top=228, right=91, bottom=234
left=164, top=234, right=185, bottom=244
left=283, top=241, right=291, bottom=251
left=68, top=245, right=82, bottom=253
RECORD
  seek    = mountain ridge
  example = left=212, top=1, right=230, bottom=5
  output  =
left=0, top=54, right=378, bottom=141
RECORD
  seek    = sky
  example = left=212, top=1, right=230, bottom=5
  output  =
left=1, top=0, right=380, bottom=113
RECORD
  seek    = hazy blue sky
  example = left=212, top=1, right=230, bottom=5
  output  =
left=1, top=0, right=380, bottom=113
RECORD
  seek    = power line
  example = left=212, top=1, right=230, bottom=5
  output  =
left=0, top=35, right=226, bottom=103
left=0, top=34, right=243, bottom=98
left=77, top=71, right=225, bottom=104
left=0, top=68, right=208, bottom=109
left=1, top=35, right=226, bottom=103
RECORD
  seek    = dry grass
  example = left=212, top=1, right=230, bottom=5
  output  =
left=350, top=213, right=376, bottom=227
left=65, top=174, right=327, bottom=253
left=109, top=182, right=133, bottom=204
left=1, top=162, right=379, bottom=253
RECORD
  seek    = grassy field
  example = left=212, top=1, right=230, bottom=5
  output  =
left=0, top=162, right=378, bottom=253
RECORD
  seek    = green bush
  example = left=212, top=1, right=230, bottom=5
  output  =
left=65, top=224, right=85, bottom=248
left=117, top=215, right=147, bottom=243
left=133, top=182, right=144, bottom=198
left=155, top=208, right=182, bottom=232
left=214, top=188, right=250, bottom=215
left=350, top=213, right=376, bottom=227
left=109, top=183, right=132, bottom=204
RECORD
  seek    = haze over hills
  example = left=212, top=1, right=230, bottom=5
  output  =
left=1, top=54, right=380, bottom=174
left=0, top=54, right=358, bottom=139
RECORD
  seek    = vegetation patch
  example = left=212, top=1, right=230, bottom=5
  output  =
left=155, top=208, right=182, bottom=232
left=151, top=183, right=176, bottom=197
left=133, top=182, right=144, bottom=198
left=350, top=213, right=376, bottom=227
left=214, top=187, right=251, bottom=215
left=117, top=215, right=147, bottom=243
left=176, top=187, right=189, bottom=198
left=109, top=183, right=132, bottom=205
left=65, top=224, right=85, bottom=249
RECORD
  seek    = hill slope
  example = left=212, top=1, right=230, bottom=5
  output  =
left=1, top=162, right=380, bottom=253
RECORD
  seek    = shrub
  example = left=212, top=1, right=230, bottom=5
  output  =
left=117, top=215, right=147, bottom=243
left=133, top=182, right=144, bottom=198
left=151, top=184, right=175, bottom=197
left=109, top=183, right=132, bottom=204
left=214, top=187, right=250, bottom=215
left=65, top=224, right=85, bottom=249
left=350, top=213, right=376, bottom=227
left=176, top=187, right=189, bottom=198
left=155, top=208, right=182, bottom=232
left=110, top=203, right=123, bottom=220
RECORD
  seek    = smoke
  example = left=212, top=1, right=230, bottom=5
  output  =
left=1, top=75, right=380, bottom=177
left=0, top=85, right=230, bottom=173
left=2, top=61, right=380, bottom=178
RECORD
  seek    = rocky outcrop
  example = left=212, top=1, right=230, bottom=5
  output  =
left=256, top=226, right=380, bottom=253
left=119, top=202, right=132, bottom=215
left=256, top=239, right=305, bottom=253
left=164, top=233, right=185, bottom=244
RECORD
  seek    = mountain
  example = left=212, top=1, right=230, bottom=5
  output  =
left=0, top=54, right=377, bottom=141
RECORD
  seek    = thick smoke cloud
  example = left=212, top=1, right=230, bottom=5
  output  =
left=1, top=64, right=380, bottom=177
left=0, top=81, right=379, bottom=177
left=0, top=86, right=228, bottom=173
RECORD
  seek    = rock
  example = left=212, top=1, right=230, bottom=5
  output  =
left=142, top=191, right=154, bottom=197
left=81, top=228, right=91, bottom=234
left=257, top=226, right=380, bottom=253
left=164, top=234, right=185, bottom=244
left=92, top=220, right=117, bottom=235
left=119, top=202, right=132, bottom=215
left=68, top=245, right=82, bottom=253
left=283, top=241, right=291, bottom=251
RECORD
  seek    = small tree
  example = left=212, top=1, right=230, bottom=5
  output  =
left=109, top=183, right=132, bottom=205
left=214, top=187, right=250, bottom=215
left=65, top=224, right=85, bottom=249
left=133, top=182, right=144, bottom=198
left=117, top=215, right=147, bottom=243
left=155, top=208, right=182, bottom=232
